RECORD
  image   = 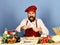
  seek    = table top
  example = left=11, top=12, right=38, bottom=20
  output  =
left=0, top=37, right=60, bottom=45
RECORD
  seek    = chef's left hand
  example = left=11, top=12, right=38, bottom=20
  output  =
left=33, top=27, right=42, bottom=32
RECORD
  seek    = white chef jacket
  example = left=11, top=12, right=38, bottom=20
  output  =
left=16, top=18, right=49, bottom=35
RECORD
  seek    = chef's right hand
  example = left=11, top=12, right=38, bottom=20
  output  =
left=21, top=24, right=30, bottom=30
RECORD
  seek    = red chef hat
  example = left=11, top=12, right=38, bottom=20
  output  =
left=25, top=5, right=37, bottom=12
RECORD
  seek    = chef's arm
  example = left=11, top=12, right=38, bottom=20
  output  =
left=38, top=26, right=49, bottom=35
left=16, top=25, right=21, bottom=32
left=40, top=23, right=49, bottom=35
left=41, top=26, right=49, bottom=35
left=16, top=19, right=26, bottom=32
left=38, top=19, right=49, bottom=35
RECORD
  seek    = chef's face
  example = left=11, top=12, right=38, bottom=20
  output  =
left=27, top=11, right=36, bottom=22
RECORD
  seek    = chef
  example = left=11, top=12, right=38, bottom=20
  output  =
left=16, top=5, right=49, bottom=37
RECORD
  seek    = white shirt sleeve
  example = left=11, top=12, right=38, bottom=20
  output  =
left=16, top=19, right=26, bottom=32
left=37, top=19, right=49, bottom=35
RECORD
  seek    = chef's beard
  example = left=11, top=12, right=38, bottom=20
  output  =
left=28, top=16, right=36, bottom=22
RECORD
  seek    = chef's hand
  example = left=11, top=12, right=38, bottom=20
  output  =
left=33, top=27, right=42, bottom=32
left=21, top=24, right=30, bottom=30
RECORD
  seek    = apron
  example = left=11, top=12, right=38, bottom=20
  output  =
left=25, top=20, right=41, bottom=37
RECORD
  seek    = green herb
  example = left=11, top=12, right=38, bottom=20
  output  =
left=37, top=38, right=41, bottom=44
left=48, top=40, right=54, bottom=43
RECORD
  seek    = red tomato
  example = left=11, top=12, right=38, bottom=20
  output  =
left=41, top=36, right=49, bottom=43
left=8, top=31, right=12, bottom=34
